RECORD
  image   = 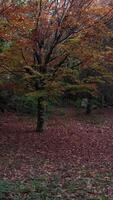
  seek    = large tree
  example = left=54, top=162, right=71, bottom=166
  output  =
left=0, top=0, right=112, bottom=132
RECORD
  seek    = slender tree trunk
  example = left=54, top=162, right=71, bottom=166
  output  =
left=36, top=97, right=45, bottom=133
left=86, top=97, right=92, bottom=114
left=0, top=105, right=4, bottom=113
left=100, top=95, right=105, bottom=108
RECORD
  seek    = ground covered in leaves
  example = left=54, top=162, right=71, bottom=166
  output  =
left=0, top=107, right=113, bottom=199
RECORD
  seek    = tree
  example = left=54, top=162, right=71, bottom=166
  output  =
left=62, top=2, right=113, bottom=113
left=0, top=0, right=112, bottom=132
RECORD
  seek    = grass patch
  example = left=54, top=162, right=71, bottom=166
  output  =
left=0, top=171, right=111, bottom=200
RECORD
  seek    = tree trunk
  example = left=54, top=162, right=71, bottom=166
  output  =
left=100, top=95, right=105, bottom=107
left=36, top=97, right=45, bottom=133
left=86, top=97, right=92, bottom=114
left=0, top=105, right=4, bottom=113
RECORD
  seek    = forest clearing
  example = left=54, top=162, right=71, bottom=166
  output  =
left=0, top=108, right=113, bottom=199
left=1, top=0, right=113, bottom=199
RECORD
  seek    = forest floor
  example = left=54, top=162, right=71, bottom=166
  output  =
left=0, top=107, right=113, bottom=199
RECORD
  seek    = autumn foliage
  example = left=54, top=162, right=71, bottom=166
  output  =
left=0, top=0, right=113, bottom=131
left=1, top=1, right=113, bottom=199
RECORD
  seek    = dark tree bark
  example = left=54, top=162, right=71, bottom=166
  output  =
left=36, top=96, right=45, bottom=133
left=0, top=106, right=4, bottom=113
left=86, top=96, right=92, bottom=114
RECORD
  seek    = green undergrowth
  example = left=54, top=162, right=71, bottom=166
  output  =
left=0, top=171, right=112, bottom=200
